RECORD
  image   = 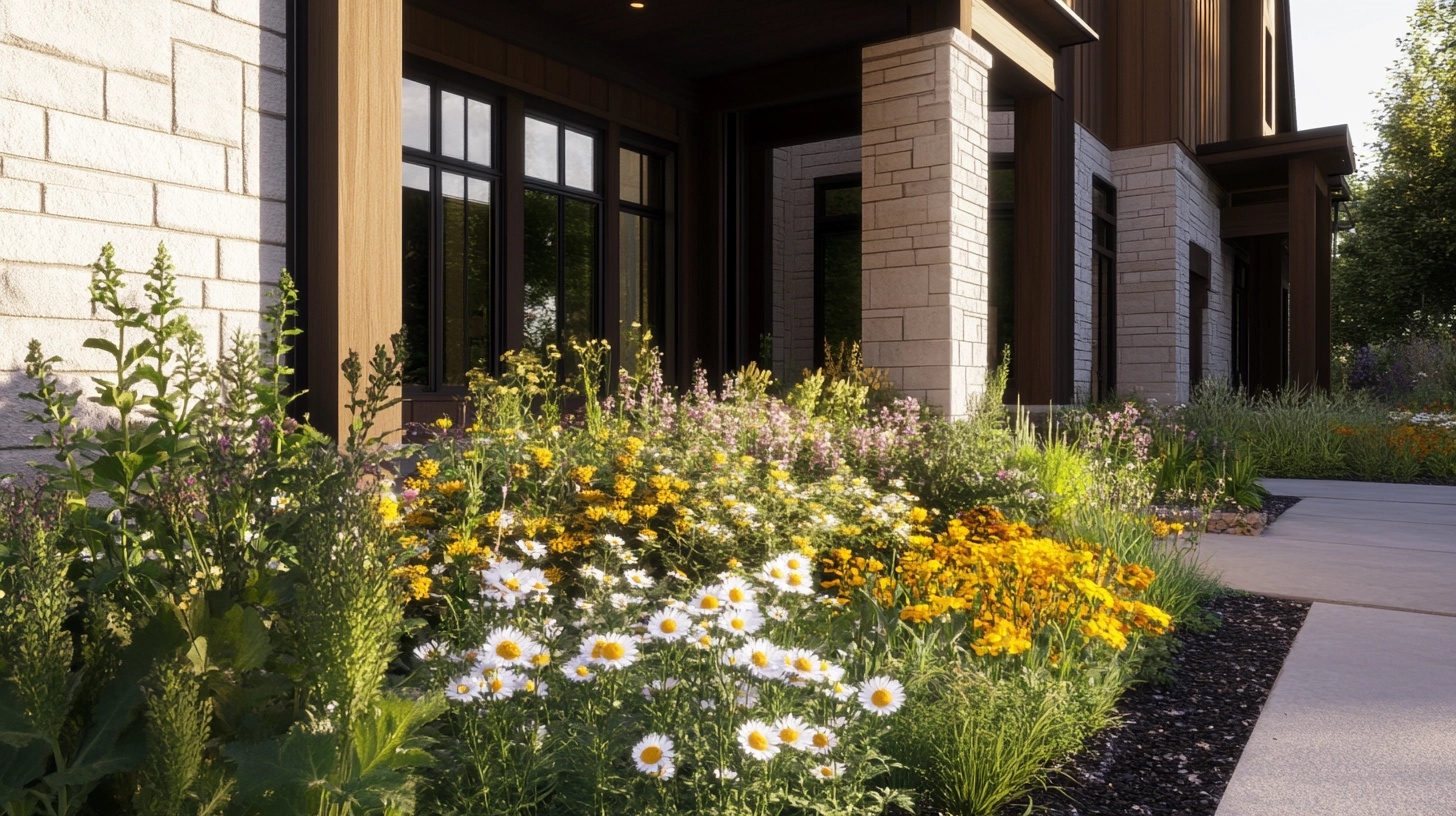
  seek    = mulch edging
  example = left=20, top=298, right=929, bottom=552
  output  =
left=1012, top=593, right=1311, bottom=816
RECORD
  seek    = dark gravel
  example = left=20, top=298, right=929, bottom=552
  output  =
left=1016, top=593, right=1311, bottom=816
left=1260, top=496, right=1302, bottom=524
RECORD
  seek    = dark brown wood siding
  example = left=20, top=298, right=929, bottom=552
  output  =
left=403, top=6, right=683, bottom=141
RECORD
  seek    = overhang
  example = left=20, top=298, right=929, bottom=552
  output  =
left=1196, top=125, right=1357, bottom=192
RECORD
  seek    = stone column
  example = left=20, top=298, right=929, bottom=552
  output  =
left=860, top=29, right=992, bottom=417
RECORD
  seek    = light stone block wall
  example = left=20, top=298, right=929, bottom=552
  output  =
left=860, top=29, right=992, bottom=417
left=0, top=0, right=287, bottom=475
left=769, top=136, right=861, bottom=383
left=1109, top=141, right=1228, bottom=403
left=989, top=109, right=1014, bottom=156
left=1072, top=123, right=1113, bottom=400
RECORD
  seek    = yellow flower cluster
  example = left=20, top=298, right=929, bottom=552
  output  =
left=822, top=507, right=1171, bottom=656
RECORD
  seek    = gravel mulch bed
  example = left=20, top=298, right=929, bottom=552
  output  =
left=1017, top=593, right=1311, bottom=816
left=1260, top=496, right=1302, bottom=524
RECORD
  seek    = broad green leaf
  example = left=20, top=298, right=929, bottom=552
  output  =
left=210, top=606, right=273, bottom=674
left=80, top=337, right=121, bottom=358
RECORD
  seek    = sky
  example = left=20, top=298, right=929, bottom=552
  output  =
left=1289, top=0, right=1422, bottom=173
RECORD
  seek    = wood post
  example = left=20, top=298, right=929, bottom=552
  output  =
left=1286, top=156, right=1322, bottom=389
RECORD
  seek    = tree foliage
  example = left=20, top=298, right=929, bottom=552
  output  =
left=1335, top=0, right=1456, bottom=344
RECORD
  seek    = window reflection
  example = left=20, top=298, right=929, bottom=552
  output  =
left=525, top=117, right=559, bottom=183
left=441, top=91, right=465, bottom=159
left=402, top=79, right=431, bottom=151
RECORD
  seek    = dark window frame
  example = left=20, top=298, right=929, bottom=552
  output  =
left=618, top=139, right=674, bottom=363
left=812, top=173, right=862, bottom=369
left=400, top=71, right=505, bottom=393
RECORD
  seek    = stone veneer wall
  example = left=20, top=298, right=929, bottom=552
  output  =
left=860, top=29, right=992, bottom=417
left=1072, top=123, right=1114, bottom=399
left=0, top=0, right=286, bottom=475
left=1109, top=142, right=1229, bottom=403
left=769, top=136, right=861, bottom=383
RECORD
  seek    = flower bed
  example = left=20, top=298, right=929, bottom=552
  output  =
left=0, top=244, right=1219, bottom=816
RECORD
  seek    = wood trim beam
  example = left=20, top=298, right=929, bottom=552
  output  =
left=964, top=0, right=1058, bottom=92
left=305, top=0, right=404, bottom=440
left=1221, top=201, right=1288, bottom=238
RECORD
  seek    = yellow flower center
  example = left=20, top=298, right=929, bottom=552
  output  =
left=787, top=573, right=804, bottom=587
left=728, top=587, right=746, bottom=603
left=455, top=684, right=471, bottom=694
left=794, top=656, right=814, bottom=672
left=532, top=653, right=551, bottom=666
left=490, top=678, right=505, bottom=692
left=660, top=619, right=678, bottom=634
left=699, top=596, right=720, bottom=610
left=503, top=578, right=522, bottom=591
left=748, top=732, right=768, bottom=751
left=870, top=689, right=894, bottom=708
left=575, top=665, right=591, bottom=677
left=752, top=651, right=770, bottom=668
left=495, top=641, right=523, bottom=661
left=819, top=766, right=835, bottom=778
left=600, top=641, right=626, bottom=661
left=787, top=557, right=802, bottom=570
left=640, top=746, right=663, bottom=765
left=812, top=733, right=830, bottom=749
left=730, top=618, right=746, bottom=630
left=698, top=635, right=712, bottom=646
left=779, top=727, right=799, bottom=743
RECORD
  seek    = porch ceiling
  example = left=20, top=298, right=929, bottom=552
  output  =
left=460, top=0, right=916, bottom=81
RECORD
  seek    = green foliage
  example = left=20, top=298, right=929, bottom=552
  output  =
left=1334, top=0, right=1456, bottom=344
left=886, top=668, right=1121, bottom=816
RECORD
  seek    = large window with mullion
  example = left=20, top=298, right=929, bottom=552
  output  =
left=401, top=77, right=499, bottom=390
left=619, top=145, right=667, bottom=367
left=522, top=115, right=601, bottom=365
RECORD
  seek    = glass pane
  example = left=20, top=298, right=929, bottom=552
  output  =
left=401, top=171, right=432, bottom=387
left=564, top=129, right=595, bottom=191
left=823, top=186, right=861, bottom=218
left=402, top=78, right=431, bottom=151
left=620, top=212, right=662, bottom=366
left=442, top=172, right=467, bottom=384
left=620, top=147, right=643, bottom=204
left=563, top=198, right=598, bottom=357
left=821, top=231, right=861, bottom=355
left=525, top=117, right=559, bottom=183
left=402, top=161, right=430, bottom=192
left=467, top=98, right=492, bottom=166
left=523, top=190, right=560, bottom=356
left=988, top=215, right=1016, bottom=372
left=441, top=91, right=466, bottom=159
left=463, top=178, right=493, bottom=383
left=990, top=166, right=1015, bottom=205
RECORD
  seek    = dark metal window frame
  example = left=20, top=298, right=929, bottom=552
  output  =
left=812, top=173, right=862, bottom=369
left=401, top=71, right=505, bottom=393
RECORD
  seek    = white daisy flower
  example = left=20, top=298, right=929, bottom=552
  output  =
left=623, top=569, right=655, bottom=588
left=737, top=639, right=784, bottom=679
left=807, top=726, right=839, bottom=755
left=776, top=570, right=814, bottom=595
left=773, top=715, right=812, bottom=751
left=736, top=719, right=781, bottom=761
left=582, top=633, right=639, bottom=669
left=812, top=762, right=846, bottom=781
left=602, top=534, right=626, bottom=549
left=716, top=606, right=765, bottom=636
left=609, top=592, right=636, bottom=611
left=563, top=656, right=596, bottom=683
left=782, top=648, right=827, bottom=682
left=687, top=585, right=727, bottom=616
left=713, top=768, right=739, bottom=781
left=642, top=677, right=680, bottom=700
left=445, top=674, right=483, bottom=702
left=619, top=550, right=640, bottom=565
left=858, top=676, right=906, bottom=716
left=717, top=575, right=757, bottom=607
left=579, top=566, right=607, bottom=583
left=645, top=608, right=692, bottom=641
left=667, top=568, right=691, bottom=582
left=646, top=761, right=675, bottom=780
left=481, top=626, right=540, bottom=668
left=824, top=680, right=855, bottom=702
left=515, top=539, right=547, bottom=559
left=631, top=733, right=675, bottom=775
left=517, top=567, right=553, bottom=595
left=412, top=640, right=449, bottom=663
left=765, top=605, right=789, bottom=622
left=480, top=668, right=520, bottom=700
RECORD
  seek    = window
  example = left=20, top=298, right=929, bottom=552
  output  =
left=620, top=146, right=667, bottom=366
left=400, top=77, right=498, bottom=390
left=1092, top=178, right=1116, bottom=400
left=1264, top=29, right=1274, bottom=128
left=402, top=68, right=674, bottom=396
left=1188, top=243, right=1211, bottom=389
left=813, top=176, right=862, bottom=367
left=988, top=158, right=1016, bottom=378
left=522, top=115, right=601, bottom=362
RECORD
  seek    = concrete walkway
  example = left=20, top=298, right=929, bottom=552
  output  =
left=1200, top=479, right=1456, bottom=816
